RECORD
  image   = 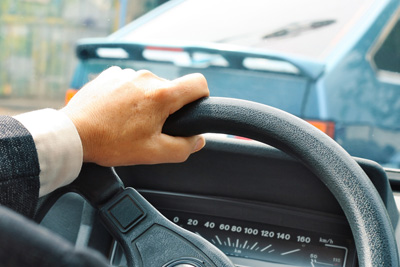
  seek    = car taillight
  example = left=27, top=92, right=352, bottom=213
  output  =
left=145, top=46, right=184, bottom=52
left=306, top=120, right=335, bottom=138
left=65, top=89, right=78, bottom=105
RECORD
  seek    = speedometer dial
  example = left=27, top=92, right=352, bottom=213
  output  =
left=161, top=210, right=354, bottom=267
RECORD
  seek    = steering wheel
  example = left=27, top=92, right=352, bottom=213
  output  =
left=37, top=97, right=399, bottom=266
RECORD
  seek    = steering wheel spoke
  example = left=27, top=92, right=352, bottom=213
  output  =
left=72, top=163, right=234, bottom=267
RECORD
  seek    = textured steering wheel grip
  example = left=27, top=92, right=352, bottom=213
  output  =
left=163, top=97, right=399, bottom=267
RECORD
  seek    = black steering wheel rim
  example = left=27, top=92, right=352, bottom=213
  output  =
left=37, top=97, right=399, bottom=266
left=163, top=97, right=399, bottom=266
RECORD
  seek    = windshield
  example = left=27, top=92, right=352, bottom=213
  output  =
left=1, top=0, right=400, bottom=169
left=96, top=0, right=400, bottom=168
left=115, top=0, right=376, bottom=60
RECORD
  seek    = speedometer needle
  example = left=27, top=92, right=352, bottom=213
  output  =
left=281, top=249, right=301, bottom=255
left=311, top=259, right=334, bottom=266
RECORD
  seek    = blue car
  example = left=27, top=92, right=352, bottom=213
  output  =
left=68, top=0, right=400, bottom=167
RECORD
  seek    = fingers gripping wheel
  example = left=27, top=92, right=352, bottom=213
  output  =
left=73, top=163, right=234, bottom=267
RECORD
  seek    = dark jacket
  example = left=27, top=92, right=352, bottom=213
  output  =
left=0, top=116, right=109, bottom=267
left=0, top=116, right=40, bottom=217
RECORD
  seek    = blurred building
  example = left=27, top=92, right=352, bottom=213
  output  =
left=0, top=0, right=166, bottom=99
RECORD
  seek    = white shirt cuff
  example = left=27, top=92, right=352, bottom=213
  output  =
left=14, top=109, right=83, bottom=197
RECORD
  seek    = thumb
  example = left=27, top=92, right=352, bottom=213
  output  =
left=154, top=135, right=206, bottom=163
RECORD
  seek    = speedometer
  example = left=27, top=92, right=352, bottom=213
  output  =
left=161, top=210, right=355, bottom=267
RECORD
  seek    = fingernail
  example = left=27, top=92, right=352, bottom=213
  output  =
left=193, top=137, right=206, bottom=153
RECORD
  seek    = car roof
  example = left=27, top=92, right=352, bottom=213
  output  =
left=109, top=0, right=380, bottom=61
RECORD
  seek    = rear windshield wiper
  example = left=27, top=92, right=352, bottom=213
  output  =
left=217, top=19, right=336, bottom=44
left=263, top=19, right=336, bottom=39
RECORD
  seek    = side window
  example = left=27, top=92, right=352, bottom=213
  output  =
left=373, top=19, right=400, bottom=73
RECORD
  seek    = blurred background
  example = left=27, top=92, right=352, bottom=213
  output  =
left=0, top=0, right=167, bottom=115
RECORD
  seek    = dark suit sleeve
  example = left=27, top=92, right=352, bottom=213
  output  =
left=0, top=116, right=110, bottom=267
left=0, top=116, right=40, bottom=218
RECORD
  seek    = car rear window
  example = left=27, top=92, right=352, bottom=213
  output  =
left=72, top=58, right=309, bottom=116
left=114, top=0, right=377, bottom=60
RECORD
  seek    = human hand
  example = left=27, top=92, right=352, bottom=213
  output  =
left=61, top=67, right=209, bottom=167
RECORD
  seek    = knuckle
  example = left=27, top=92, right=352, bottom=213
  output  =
left=121, top=68, right=136, bottom=78
left=191, top=73, right=208, bottom=87
left=172, top=73, right=209, bottom=94
left=97, top=66, right=121, bottom=79
left=148, top=82, right=173, bottom=101
left=136, top=69, right=155, bottom=78
left=154, top=86, right=170, bottom=97
left=121, top=67, right=135, bottom=73
left=107, top=66, right=122, bottom=72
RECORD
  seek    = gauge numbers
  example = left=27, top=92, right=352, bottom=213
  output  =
left=165, top=211, right=353, bottom=267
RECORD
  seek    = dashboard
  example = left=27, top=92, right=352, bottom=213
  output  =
left=140, top=192, right=356, bottom=267
left=40, top=136, right=400, bottom=267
